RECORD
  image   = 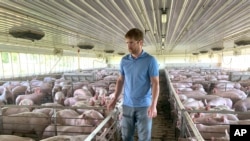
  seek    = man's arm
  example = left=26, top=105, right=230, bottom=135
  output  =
left=151, top=76, right=159, bottom=107
left=148, top=76, right=160, bottom=118
left=113, top=75, right=124, bottom=101
left=107, top=75, right=124, bottom=110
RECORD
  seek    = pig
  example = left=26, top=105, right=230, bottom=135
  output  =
left=52, top=109, right=81, bottom=125
left=11, top=85, right=29, bottom=103
left=15, top=88, right=45, bottom=105
left=177, top=137, right=198, bottom=141
left=42, top=125, right=94, bottom=138
left=195, top=124, right=229, bottom=133
left=72, top=81, right=89, bottom=91
left=64, top=95, right=88, bottom=106
left=205, top=97, right=233, bottom=108
left=40, top=135, right=72, bottom=141
left=53, top=109, right=104, bottom=126
left=1, top=107, right=30, bottom=116
left=54, top=91, right=65, bottom=105
left=182, top=98, right=205, bottom=110
left=73, top=88, right=93, bottom=98
left=222, top=117, right=250, bottom=125
left=51, top=84, right=62, bottom=99
left=178, top=94, right=188, bottom=102
left=212, top=88, right=247, bottom=103
left=37, top=81, right=53, bottom=96
left=108, top=83, right=116, bottom=93
left=40, top=135, right=88, bottom=141
left=41, top=102, right=63, bottom=107
left=72, top=101, right=90, bottom=114
left=0, top=135, right=35, bottom=141
left=0, top=87, right=12, bottom=104
left=80, top=109, right=105, bottom=126
left=211, top=129, right=229, bottom=141
left=32, top=108, right=61, bottom=117
left=233, top=97, right=250, bottom=111
left=192, top=112, right=238, bottom=121
left=2, top=112, right=50, bottom=139
left=19, top=98, right=34, bottom=106
left=192, top=115, right=226, bottom=125
left=62, top=85, right=73, bottom=97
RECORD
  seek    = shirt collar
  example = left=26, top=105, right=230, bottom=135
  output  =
left=129, top=50, right=145, bottom=60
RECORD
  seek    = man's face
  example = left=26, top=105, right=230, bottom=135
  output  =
left=125, top=38, right=142, bottom=54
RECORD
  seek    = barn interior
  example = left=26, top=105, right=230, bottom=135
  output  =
left=0, top=0, right=250, bottom=141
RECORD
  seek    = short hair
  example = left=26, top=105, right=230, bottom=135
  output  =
left=125, top=28, right=144, bottom=41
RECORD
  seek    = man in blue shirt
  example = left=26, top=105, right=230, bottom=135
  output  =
left=107, top=28, right=160, bottom=141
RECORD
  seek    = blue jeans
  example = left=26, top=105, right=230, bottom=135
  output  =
left=121, top=105, right=152, bottom=141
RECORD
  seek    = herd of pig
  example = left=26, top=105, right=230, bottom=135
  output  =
left=168, top=68, right=250, bottom=141
left=0, top=69, right=122, bottom=141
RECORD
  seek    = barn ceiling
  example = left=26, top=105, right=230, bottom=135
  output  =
left=0, top=0, right=249, bottom=57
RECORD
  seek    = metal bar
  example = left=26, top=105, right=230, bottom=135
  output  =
left=85, top=102, right=122, bottom=141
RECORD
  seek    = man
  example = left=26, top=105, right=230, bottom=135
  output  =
left=107, top=28, right=160, bottom=141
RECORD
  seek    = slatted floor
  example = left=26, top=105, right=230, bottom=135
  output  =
left=151, top=70, right=176, bottom=141
left=134, top=70, right=177, bottom=141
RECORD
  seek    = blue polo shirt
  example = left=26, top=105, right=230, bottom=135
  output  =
left=120, top=50, right=159, bottom=107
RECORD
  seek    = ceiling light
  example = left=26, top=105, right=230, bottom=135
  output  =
left=161, top=36, right=165, bottom=43
left=161, top=10, right=167, bottom=24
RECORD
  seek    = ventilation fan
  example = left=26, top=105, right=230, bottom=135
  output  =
left=9, top=25, right=45, bottom=41
left=211, top=47, right=224, bottom=51
left=118, top=52, right=125, bottom=55
left=192, top=52, right=199, bottom=55
left=104, top=49, right=114, bottom=53
left=53, top=48, right=63, bottom=56
left=199, top=50, right=208, bottom=54
left=235, top=40, right=250, bottom=46
left=77, top=43, right=94, bottom=49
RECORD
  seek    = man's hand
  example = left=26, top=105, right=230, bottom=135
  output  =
left=147, top=105, right=157, bottom=118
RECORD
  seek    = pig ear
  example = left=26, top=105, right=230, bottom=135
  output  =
left=80, top=114, right=86, bottom=119
left=195, top=113, right=200, bottom=118
left=205, top=105, right=210, bottom=111
left=35, top=88, right=41, bottom=93
left=212, top=88, right=217, bottom=94
left=220, top=116, right=225, bottom=122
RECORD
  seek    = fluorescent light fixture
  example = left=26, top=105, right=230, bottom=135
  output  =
left=161, top=12, right=167, bottom=23
left=162, top=37, right=165, bottom=43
